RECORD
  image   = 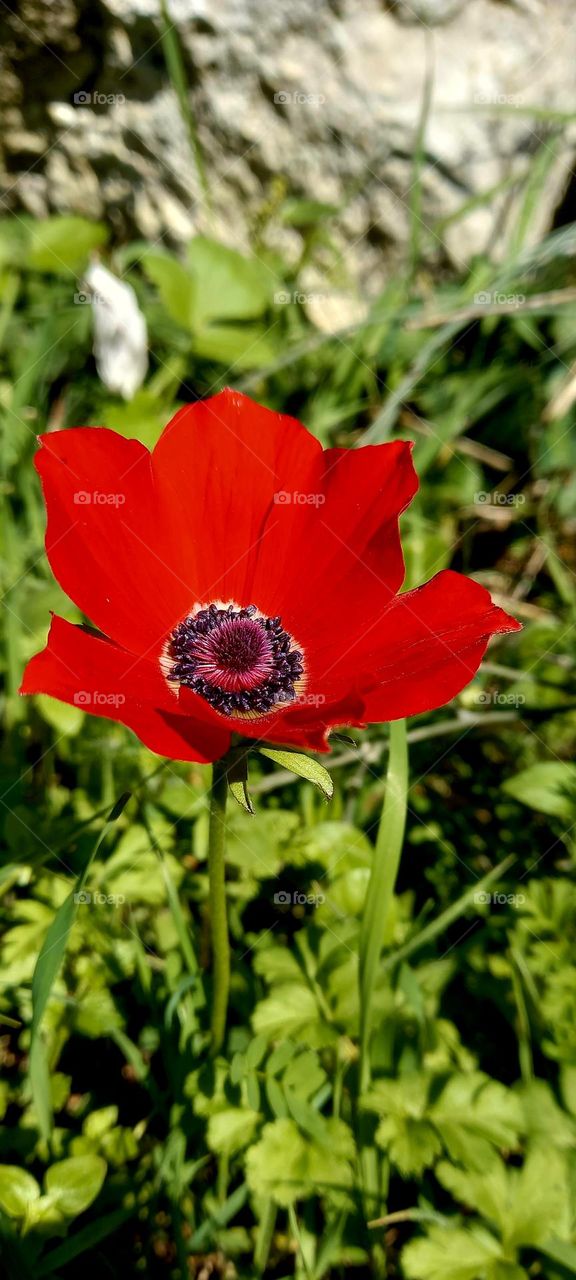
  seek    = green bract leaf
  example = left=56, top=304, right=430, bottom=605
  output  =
left=227, top=752, right=254, bottom=814
left=258, top=749, right=333, bottom=800
left=229, top=779, right=254, bottom=813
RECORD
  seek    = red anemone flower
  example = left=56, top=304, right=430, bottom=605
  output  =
left=21, top=389, right=521, bottom=762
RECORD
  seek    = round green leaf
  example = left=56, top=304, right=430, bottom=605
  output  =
left=44, top=1155, right=107, bottom=1217
left=0, top=1165, right=41, bottom=1217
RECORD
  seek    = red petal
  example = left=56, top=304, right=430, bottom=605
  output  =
left=234, top=693, right=364, bottom=754
left=254, top=440, right=418, bottom=643
left=152, top=389, right=322, bottom=609
left=319, top=570, right=521, bottom=721
left=20, top=616, right=231, bottom=763
left=35, top=428, right=192, bottom=655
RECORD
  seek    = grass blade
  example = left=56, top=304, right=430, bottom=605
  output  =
left=29, top=793, right=130, bottom=1142
left=359, top=719, right=408, bottom=1090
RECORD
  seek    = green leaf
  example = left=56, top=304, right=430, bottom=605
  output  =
left=225, top=810, right=299, bottom=877
left=295, top=822, right=372, bottom=873
left=437, top=1149, right=571, bottom=1249
left=83, top=1106, right=119, bottom=1140
left=192, top=323, right=278, bottom=369
left=502, top=762, right=576, bottom=818
left=35, top=694, right=85, bottom=736
left=229, top=779, right=254, bottom=813
left=207, top=1108, right=260, bottom=1156
left=0, top=1165, right=41, bottom=1217
left=228, top=751, right=254, bottom=814
left=141, top=250, right=196, bottom=330
left=252, top=984, right=320, bottom=1041
left=27, top=216, right=107, bottom=273
left=246, top=1117, right=355, bottom=1206
left=431, top=1073, right=524, bottom=1169
left=258, top=749, right=333, bottom=801
left=187, top=236, right=271, bottom=325
left=366, top=1075, right=441, bottom=1176
left=44, top=1155, right=107, bottom=1218
left=280, top=198, right=340, bottom=227
left=402, top=1224, right=504, bottom=1280
left=540, top=1238, right=576, bottom=1274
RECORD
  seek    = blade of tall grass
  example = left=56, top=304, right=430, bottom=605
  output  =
left=407, top=41, right=434, bottom=283
left=359, top=719, right=408, bottom=1092
left=380, top=852, right=517, bottom=977
left=159, top=0, right=212, bottom=215
left=29, top=793, right=130, bottom=1142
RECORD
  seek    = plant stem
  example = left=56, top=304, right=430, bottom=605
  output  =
left=208, top=754, right=230, bottom=1053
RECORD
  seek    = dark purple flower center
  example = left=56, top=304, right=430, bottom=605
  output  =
left=166, top=603, right=304, bottom=717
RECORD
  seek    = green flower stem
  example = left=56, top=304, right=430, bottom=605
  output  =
left=208, top=754, right=231, bottom=1053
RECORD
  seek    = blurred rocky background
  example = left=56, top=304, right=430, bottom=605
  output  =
left=2, top=0, right=576, bottom=299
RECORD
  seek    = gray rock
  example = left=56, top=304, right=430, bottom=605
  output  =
left=1, top=0, right=575, bottom=289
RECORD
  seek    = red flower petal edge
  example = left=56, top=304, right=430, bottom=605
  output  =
left=21, top=389, right=521, bottom=761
